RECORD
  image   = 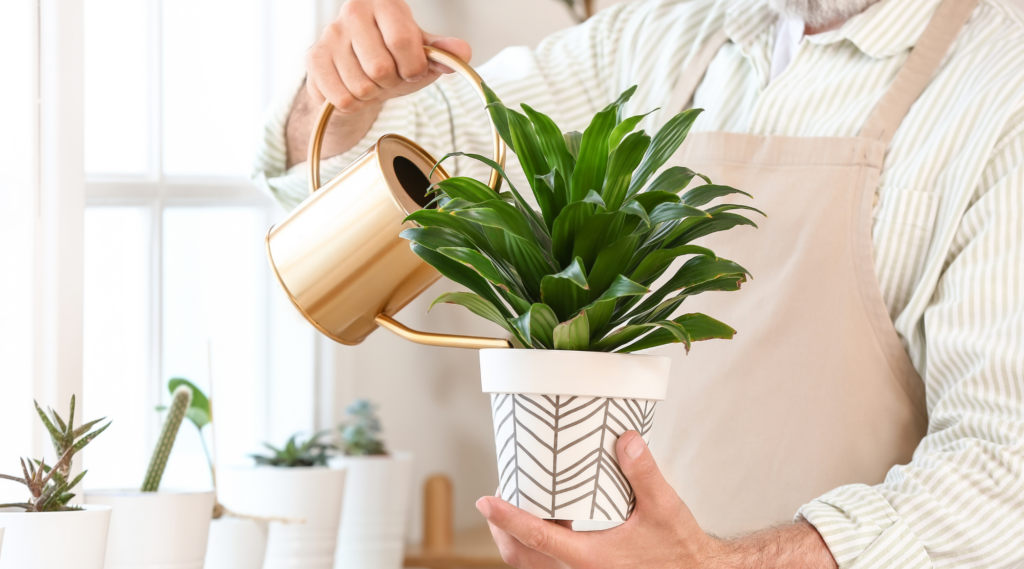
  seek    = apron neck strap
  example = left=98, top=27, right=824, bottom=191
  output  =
left=859, top=0, right=979, bottom=145
left=670, top=0, right=978, bottom=145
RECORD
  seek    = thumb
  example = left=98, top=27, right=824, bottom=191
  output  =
left=421, top=30, right=473, bottom=73
left=616, top=431, right=678, bottom=514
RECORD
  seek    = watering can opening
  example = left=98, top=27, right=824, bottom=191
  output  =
left=392, top=155, right=436, bottom=210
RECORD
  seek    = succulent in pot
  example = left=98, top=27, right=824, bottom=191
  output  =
left=216, top=431, right=346, bottom=569
left=0, top=397, right=113, bottom=569
left=329, top=400, right=413, bottom=569
left=84, top=380, right=216, bottom=569
left=401, top=85, right=758, bottom=524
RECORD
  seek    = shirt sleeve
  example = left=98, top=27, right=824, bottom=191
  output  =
left=250, top=0, right=668, bottom=212
left=798, top=108, right=1024, bottom=568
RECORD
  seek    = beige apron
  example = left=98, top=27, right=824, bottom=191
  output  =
left=649, top=0, right=977, bottom=536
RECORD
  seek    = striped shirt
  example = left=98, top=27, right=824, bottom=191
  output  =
left=252, top=0, right=1024, bottom=566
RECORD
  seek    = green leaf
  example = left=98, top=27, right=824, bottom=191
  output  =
left=432, top=176, right=500, bottom=204
left=399, top=226, right=474, bottom=251
left=588, top=274, right=649, bottom=305
left=563, top=131, right=583, bottom=160
left=540, top=257, right=590, bottom=321
left=70, top=421, right=111, bottom=454
left=553, top=312, right=590, bottom=350
left=34, top=401, right=63, bottom=448
left=504, top=233, right=555, bottom=299
left=429, top=292, right=516, bottom=336
left=627, top=108, right=703, bottom=197
left=649, top=202, right=711, bottom=225
left=522, top=103, right=575, bottom=198
left=582, top=190, right=606, bottom=208
left=506, top=109, right=554, bottom=226
left=705, top=203, right=767, bottom=218
left=452, top=199, right=536, bottom=243
left=602, top=130, right=651, bottom=211
left=431, top=151, right=545, bottom=230
left=630, top=244, right=716, bottom=285
left=665, top=211, right=759, bottom=247
left=410, top=243, right=512, bottom=319
left=587, top=235, right=639, bottom=301
left=681, top=184, right=753, bottom=207
left=626, top=256, right=749, bottom=320
left=616, top=320, right=692, bottom=353
left=437, top=247, right=512, bottom=292
left=509, top=303, right=559, bottom=349
left=168, top=378, right=211, bottom=430
left=584, top=299, right=617, bottom=338
left=632, top=191, right=681, bottom=212
left=642, top=166, right=711, bottom=197
left=482, top=82, right=515, bottom=153
left=592, top=320, right=690, bottom=352
left=620, top=200, right=651, bottom=230
left=619, top=313, right=735, bottom=353
left=604, top=85, right=638, bottom=114
left=569, top=107, right=617, bottom=202
left=608, top=109, right=656, bottom=151
left=551, top=202, right=595, bottom=268
left=571, top=212, right=627, bottom=272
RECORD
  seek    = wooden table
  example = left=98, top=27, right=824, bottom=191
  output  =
left=404, top=525, right=509, bottom=569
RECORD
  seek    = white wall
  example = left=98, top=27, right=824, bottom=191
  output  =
left=319, top=0, right=622, bottom=543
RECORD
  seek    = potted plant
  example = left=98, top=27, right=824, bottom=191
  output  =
left=401, top=85, right=758, bottom=524
left=0, top=397, right=112, bottom=569
left=216, top=432, right=346, bottom=569
left=329, top=400, right=413, bottom=569
left=85, top=380, right=215, bottom=569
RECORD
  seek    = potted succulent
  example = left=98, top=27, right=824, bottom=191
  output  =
left=401, top=85, right=758, bottom=524
left=0, top=397, right=112, bottom=569
left=328, top=400, right=413, bottom=569
left=85, top=380, right=215, bottom=569
left=217, top=432, right=346, bottom=569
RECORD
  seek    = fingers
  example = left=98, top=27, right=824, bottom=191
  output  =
left=476, top=497, right=586, bottom=566
left=616, top=431, right=681, bottom=517
left=375, top=0, right=429, bottom=80
left=421, top=31, right=473, bottom=73
left=486, top=519, right=566, bottom=569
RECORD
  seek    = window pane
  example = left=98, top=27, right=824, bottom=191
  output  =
left=84, top=0, right=151, bottom=175
left=161, top=207, right=269, bottom=488
left=162, top=0, right=263, bottom=177
left=83, top=207, right=153, bottom=490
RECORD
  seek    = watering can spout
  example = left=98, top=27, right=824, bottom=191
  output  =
left=265, top=47, right=513, bottom=350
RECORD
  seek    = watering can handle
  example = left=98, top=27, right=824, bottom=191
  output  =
left=307, top=46, right=507, bottom=193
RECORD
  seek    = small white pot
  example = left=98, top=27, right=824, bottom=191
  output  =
left=328, top=451, right=414, bottom=569
left=204, top=516, right=269, bottom=569
left=84, top=489, right=215, bottom=569
left=0, top=505, right=112, bottom=569
left=481, top=349, right=670, bottom=524
left=217, top=466, right=347, bottom=569
left=0, top=526, right=5, bottom=558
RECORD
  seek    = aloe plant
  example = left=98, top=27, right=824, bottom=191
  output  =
left=338, top=400, right=387, bottom=456
left=251, top=432, right=333, bottom=467
left=0, top=396, right=110, bottom=512
left=401, top=85, right=760, bottom=353
left=141, top=385, right=192, bottom=492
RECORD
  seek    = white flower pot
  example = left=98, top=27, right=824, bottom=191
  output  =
left=0, top=505, right=111, bottom=569
left=84, top=489, right=215, bottom=569
left=0, top=526, right=5, bottom=557
left=204, top=516, right=269, bottom=569
left=328, top=451, right=414, bottom=569
left=481, top=349, right=670, bottom=524
left=217, top=466, right=347, bottom=569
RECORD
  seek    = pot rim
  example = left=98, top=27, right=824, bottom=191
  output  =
left=83, top=488, right=215, bottom=498
left=479, top=348, right=671, bottom=401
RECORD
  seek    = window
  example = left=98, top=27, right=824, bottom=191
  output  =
left=82, top=0, right=323, bottom=490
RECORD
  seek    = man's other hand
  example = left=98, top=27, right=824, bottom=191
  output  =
left=476, top=431, right=838, bottom=569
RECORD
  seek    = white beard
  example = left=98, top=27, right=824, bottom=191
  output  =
left=768, top=0, right=878, bottom=27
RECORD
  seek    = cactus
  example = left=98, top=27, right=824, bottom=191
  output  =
left=0, top=396, right=110, bottom=512
left=141, top=385, right=192, bottom=492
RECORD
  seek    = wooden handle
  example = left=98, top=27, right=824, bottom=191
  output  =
left=423, top=474, right=455, bottom=552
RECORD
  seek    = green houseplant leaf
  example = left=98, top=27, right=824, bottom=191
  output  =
left=401, top=84, right=756, bottom=354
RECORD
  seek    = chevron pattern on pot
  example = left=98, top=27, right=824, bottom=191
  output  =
left=490, top=393, right=657, bottom=522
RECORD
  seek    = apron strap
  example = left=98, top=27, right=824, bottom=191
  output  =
left=860, top=0, right=979, bottom=145
left=665, top=27, right=731, bottom=118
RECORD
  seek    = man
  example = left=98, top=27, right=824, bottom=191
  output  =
left=253, top=0, right=1024, bottom=566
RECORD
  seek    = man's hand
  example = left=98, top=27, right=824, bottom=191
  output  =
left=476, top=431, right=839, bottom=569
left=286, top=0, right=471, bottom=168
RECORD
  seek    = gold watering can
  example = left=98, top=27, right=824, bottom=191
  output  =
left=266, top=47, right=513, bottom=350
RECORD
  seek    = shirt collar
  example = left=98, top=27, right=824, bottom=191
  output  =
left=723, top=0, right=946, bottom=60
